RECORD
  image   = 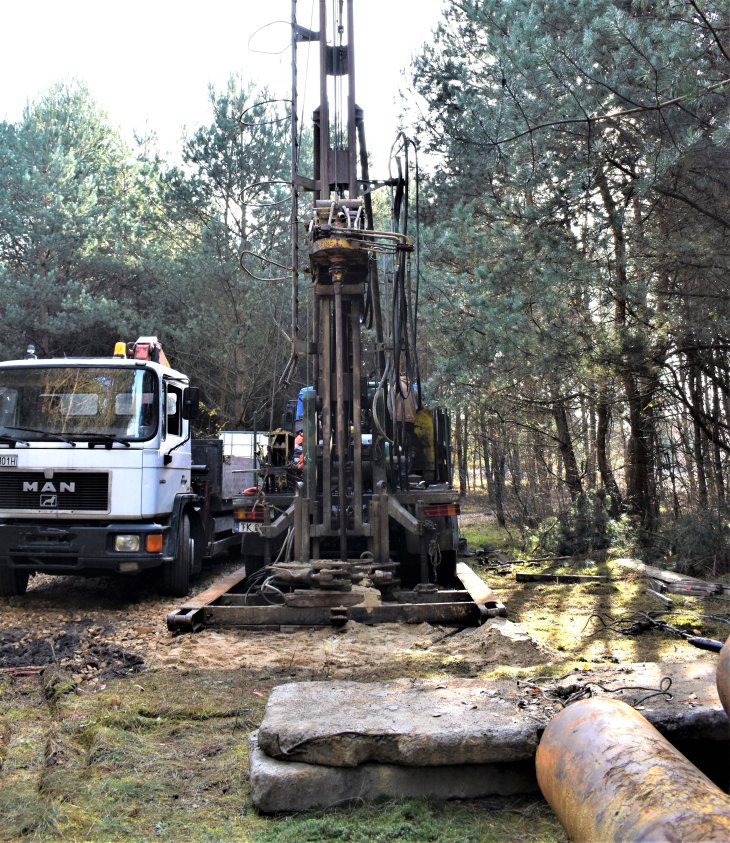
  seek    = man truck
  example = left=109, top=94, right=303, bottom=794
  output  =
left=0, top=336, right=243, bottom=597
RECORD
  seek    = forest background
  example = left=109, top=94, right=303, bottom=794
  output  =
left=1, top=0, right=729, bottom=573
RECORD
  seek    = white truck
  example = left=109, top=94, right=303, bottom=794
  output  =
left=0, top=337, right=243, bottom=596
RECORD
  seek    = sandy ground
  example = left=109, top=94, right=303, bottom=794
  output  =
left=0, top=556, right=563, bottom=688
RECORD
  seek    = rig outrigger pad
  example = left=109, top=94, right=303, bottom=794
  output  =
left=166, top=560, right=503, bottom=633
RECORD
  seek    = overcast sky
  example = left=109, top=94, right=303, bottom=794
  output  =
left=0, top=0, right=444, bottom=173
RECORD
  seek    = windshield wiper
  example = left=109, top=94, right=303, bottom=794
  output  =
left=0, top=433, right=29, bottom=446
left=85, top=434, right=131, bottom=448
left=1, top=426, right=77, bottom=446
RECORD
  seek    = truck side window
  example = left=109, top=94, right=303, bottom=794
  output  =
left=165, top=383, right=183, bottom=438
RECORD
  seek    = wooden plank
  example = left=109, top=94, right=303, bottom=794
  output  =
left=176, top=564, right=248, bottom=609
left=515, top=573, right=609, bottom=584
left=614, top=557, right=704, bottom=585
left=613, top=557, right=727, bottom=594
left=456, top=562, right=498, bottom=603
left=284, top=590, right=365, bottom=608
left=201, top=600, right=481, bottom=627
left=645, top=587, right=674, bottom=608
left=167, top=564, right=249, bottom=631
left=663, top=581, right=725, bottom=596
left=455, top=562, right=507, bottom=618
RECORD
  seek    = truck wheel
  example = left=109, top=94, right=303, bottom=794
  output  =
left=162, top=515, right=192, bottom=597
left=0, top=564, right=29, bottom=597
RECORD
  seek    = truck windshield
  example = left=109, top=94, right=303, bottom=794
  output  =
left=0, top=366, right=159, bottom=442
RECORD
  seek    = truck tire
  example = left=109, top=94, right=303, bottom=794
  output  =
left=0, top=564, right=29, bottom=597
left=162, top=514, right=193, bottom=597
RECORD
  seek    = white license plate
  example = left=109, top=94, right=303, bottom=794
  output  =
left=0, top=454, right=18, bottom=467
left=235, top=522, right=261, bottom=534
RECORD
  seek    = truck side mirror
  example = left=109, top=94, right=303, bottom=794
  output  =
left=182, top=386, right=200, bottom=420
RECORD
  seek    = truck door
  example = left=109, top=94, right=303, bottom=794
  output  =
left=151, top=380, right=192, bottom=515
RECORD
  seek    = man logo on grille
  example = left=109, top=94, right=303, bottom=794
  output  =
left=40, top=494, right=58, bottom=507
left=23, top=481, right=76, bottom=493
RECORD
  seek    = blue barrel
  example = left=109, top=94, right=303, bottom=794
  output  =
left=295, top=387, right=315, bottom=427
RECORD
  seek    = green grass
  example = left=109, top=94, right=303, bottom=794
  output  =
left=460, top=522, right=515, bottom=554
left=254, top=799, right=562, bottom=843
left=458, top=512, right=729, bottom=663
left=0, top=670, right=564, bottom=842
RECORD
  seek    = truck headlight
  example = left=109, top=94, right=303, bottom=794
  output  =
left=115, top=534, right=141, bottom=552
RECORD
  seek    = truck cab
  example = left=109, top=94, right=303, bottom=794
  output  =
left=0, top=343, right=201, bottom=596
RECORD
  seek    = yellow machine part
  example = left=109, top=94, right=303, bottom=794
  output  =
left=266, top=429, right=295, bottom=466
left=413, top=407, right=435, bottom=480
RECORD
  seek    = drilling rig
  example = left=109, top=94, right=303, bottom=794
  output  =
left=167, top=0, right=499, bottom=630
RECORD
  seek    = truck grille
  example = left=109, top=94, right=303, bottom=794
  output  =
left=0, top=471, right=109, bottom=512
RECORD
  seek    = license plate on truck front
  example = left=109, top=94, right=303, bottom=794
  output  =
left=0, top=454, right=18, bottom=467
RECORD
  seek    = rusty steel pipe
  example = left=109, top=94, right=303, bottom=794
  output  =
left=536, top=697, right=730, bottom=842
left=718, top=633, right=730, bottom=718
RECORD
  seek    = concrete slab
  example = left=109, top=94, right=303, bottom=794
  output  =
left=248, top=732, right=538, bottom=814
left=257, top=662, right=728, bottom=768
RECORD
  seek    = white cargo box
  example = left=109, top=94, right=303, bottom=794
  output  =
left=220, top=431, right=262, bottom=497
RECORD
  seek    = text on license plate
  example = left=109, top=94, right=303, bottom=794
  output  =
left=235, top=522, right=260, bottom=534
left=0, top=454, right=18, bottom=467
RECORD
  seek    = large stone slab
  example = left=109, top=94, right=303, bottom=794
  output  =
left=248, top=732, right=538, bottom=813
left=258, top=679, right=542, bottom=767
left=257, top=662, right=728, bottom=768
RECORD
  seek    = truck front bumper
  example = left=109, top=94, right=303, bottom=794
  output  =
left=0, top=520, right=172, bottom=575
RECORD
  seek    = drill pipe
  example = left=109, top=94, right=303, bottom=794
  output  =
left=718, top=633, right=730, bottom=718
left=535, top=697, right=730, bottom=842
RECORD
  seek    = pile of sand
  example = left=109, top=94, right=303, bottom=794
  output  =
left=432, top=618, right=558, bottom=668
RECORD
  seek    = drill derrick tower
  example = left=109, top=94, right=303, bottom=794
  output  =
left=291, top=0, right=390, bottom=567
left=167, top=1, right=503, bottom=632
left=283, top=0, right=459, bottom=586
